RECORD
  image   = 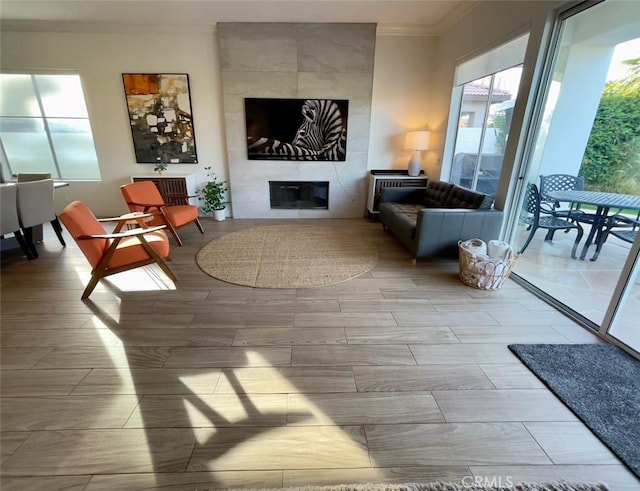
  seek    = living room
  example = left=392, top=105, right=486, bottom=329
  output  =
left=2, top=1, right=640, bottom=490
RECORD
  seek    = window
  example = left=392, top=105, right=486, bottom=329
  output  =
left=443, top=34, right=529, bottom=197
left=0, top=73, right=101, bottom=181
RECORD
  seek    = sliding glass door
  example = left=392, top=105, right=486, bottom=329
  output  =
left=506, top=0, right=640, bottom=356
left=603, top=239, right=640, bottom=352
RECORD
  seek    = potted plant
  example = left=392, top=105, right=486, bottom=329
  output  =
left=154, top=162, right=168, bottom=175
left=199, top=166, right=228, bottom=221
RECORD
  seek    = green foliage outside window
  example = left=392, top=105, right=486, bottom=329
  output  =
left=580, top=58, right=640, bottom=195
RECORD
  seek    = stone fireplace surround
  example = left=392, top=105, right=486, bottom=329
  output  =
left=218, top=23, right=376, bottom=218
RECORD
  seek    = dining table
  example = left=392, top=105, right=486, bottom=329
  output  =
left=547, top=190, right=640, bottom=261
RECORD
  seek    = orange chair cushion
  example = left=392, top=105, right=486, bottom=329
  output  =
left=107, top=230, right=170, bottom=269
left=121, top=181, right=165, bottom=211
left=162, top=205, right=199, bottom=227
left=59, top=201, right=109, bottom=268
left=60, top=200, right=170, bottom=270
left=121, top=181, right=199, bottom=229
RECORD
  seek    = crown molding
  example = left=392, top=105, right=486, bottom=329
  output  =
left=376, top=24, right=436, bottom=37
left=2, top=2, right=480, bottom=38
left=434, top=1, right=481, bottom=35
left=0, top=19, right=217, bottom=34
left=375, top=1, right=480, bottom=37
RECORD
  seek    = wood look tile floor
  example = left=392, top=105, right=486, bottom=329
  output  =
left=1, top=218, right=639, bottom=491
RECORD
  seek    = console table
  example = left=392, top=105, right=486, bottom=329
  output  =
left=131, top=173, right=199, bottom=207
left=366, top=170, right=428, bottom=219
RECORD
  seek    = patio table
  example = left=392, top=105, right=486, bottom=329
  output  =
left=547, top=190, right=640, bottom=261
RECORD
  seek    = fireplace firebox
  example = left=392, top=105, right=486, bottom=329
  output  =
left=269, top=181, right=329, bottom=209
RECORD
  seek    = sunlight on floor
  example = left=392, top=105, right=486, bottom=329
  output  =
left=73, top=264, right=176, bottom=295
left=180, top=351, right=382, bottom=475
left=513, top=225, right=639, bottom=346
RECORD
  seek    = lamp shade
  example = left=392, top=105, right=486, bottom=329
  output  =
left=404, top=131, right=430, bottom=151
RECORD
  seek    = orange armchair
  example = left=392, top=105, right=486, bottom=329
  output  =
left=59, top=201, right=177, bottom=299
left=120, top=180, right=204, bottom=246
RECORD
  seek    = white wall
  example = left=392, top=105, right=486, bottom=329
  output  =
left=1, top=28, right=226, bottom=216
left=1, top=25, right=437, bottom=216
left=369, top=2, right=562, bottom=186
left=367, top=34, right=435, bottom=177
left=1, top=2, right=563, bottom=217
left=431, top=0, right=561, bottom=210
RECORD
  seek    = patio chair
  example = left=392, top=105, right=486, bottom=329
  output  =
left=58, top=200, right=177, bottom=299
left=120, top=180, right=203, bottom=246
left=539, top=173, right=599, bottom=235
left=539, top=174, right=586, bottom=216
left=591, top=214, right=639, bottom=261
left=518, top=183, right=584, bottom=257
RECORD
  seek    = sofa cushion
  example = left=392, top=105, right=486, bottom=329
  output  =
left=443, top=185, right=492, bottom=209
left=379, top=202, right=422, bottom=239
left=424, top=181, right=454, bottom=207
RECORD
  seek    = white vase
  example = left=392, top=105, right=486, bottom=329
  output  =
left=212, top=208, right=226, bottom=221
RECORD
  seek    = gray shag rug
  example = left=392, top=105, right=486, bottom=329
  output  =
left=227, top=481, right=608, bottom=491
left=509, top=343, right=640, bottom=478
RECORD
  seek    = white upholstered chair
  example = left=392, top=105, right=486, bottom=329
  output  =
left=17, top=172, right=52, bottom=182
left=1, top=184, right=36, bottom=259
left=16, top=178, right=66, bottom=258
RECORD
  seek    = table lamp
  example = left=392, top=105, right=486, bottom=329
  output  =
left=404, top=130, right=430, bottom=177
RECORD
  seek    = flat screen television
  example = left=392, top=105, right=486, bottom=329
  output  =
left=244, top=98, right=348, bottom=161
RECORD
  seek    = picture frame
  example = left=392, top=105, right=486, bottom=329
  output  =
left=245, top=98, right=348, bottom=161
left=122, top=73, right=198, bottom=164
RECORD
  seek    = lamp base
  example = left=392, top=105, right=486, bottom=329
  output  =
left=407, top=151, right=422, bottom=177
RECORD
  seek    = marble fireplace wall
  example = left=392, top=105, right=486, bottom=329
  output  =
left=218, top=23, right=376, bottom=218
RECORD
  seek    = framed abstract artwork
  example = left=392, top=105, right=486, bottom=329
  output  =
left=122, top=73, right=198, bottom=164
left=244, top=98, right=348, bottom=161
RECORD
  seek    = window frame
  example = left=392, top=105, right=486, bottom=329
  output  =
left=0, top=72, right=101, bottom=182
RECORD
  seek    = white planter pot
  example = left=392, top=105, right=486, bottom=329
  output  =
left=212, top=208, right=226, bottom=221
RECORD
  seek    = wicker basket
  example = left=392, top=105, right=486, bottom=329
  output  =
left=458, top=239, right=518, bottom=290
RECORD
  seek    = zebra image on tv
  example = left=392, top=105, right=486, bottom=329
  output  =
left=245, top=98, right=348, bottom=161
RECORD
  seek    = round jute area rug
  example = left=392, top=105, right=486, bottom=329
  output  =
left=196, top=225, right=378, bottom=288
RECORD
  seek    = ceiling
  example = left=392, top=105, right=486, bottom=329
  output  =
left=0, top=0, right=479, bottom=34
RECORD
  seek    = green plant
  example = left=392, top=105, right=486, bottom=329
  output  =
left=154, top=162, right=167, bottom=173
left=580, top=57, right=640, bottom=195
left=199, top=166, right=228, bottom=213
left=488, top=111, right=508, bottom=154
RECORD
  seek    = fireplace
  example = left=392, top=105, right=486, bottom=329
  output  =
left=269, top=181, right=329, bottom=209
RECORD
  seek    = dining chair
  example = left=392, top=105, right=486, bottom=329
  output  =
left=59, top=201, right=177, bottom=299
left=16, top=178, right=66, bottom=258
left=538, top=173, right=603, bottom=242
left=120, top=180, right=204, bottom=246
left=591, top=214, right=639, bottom=261
left=1, top=184, right=36, bottom=260
left=17, top=172, right=52, bottom=182
left=538, top=174, right=586, bottom=217
left=518, top=183, right=584, bottom=257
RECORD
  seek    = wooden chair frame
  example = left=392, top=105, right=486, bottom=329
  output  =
left=61, top=207, right=177, bottom=299
left=121, top=181, right=204, bottom=246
